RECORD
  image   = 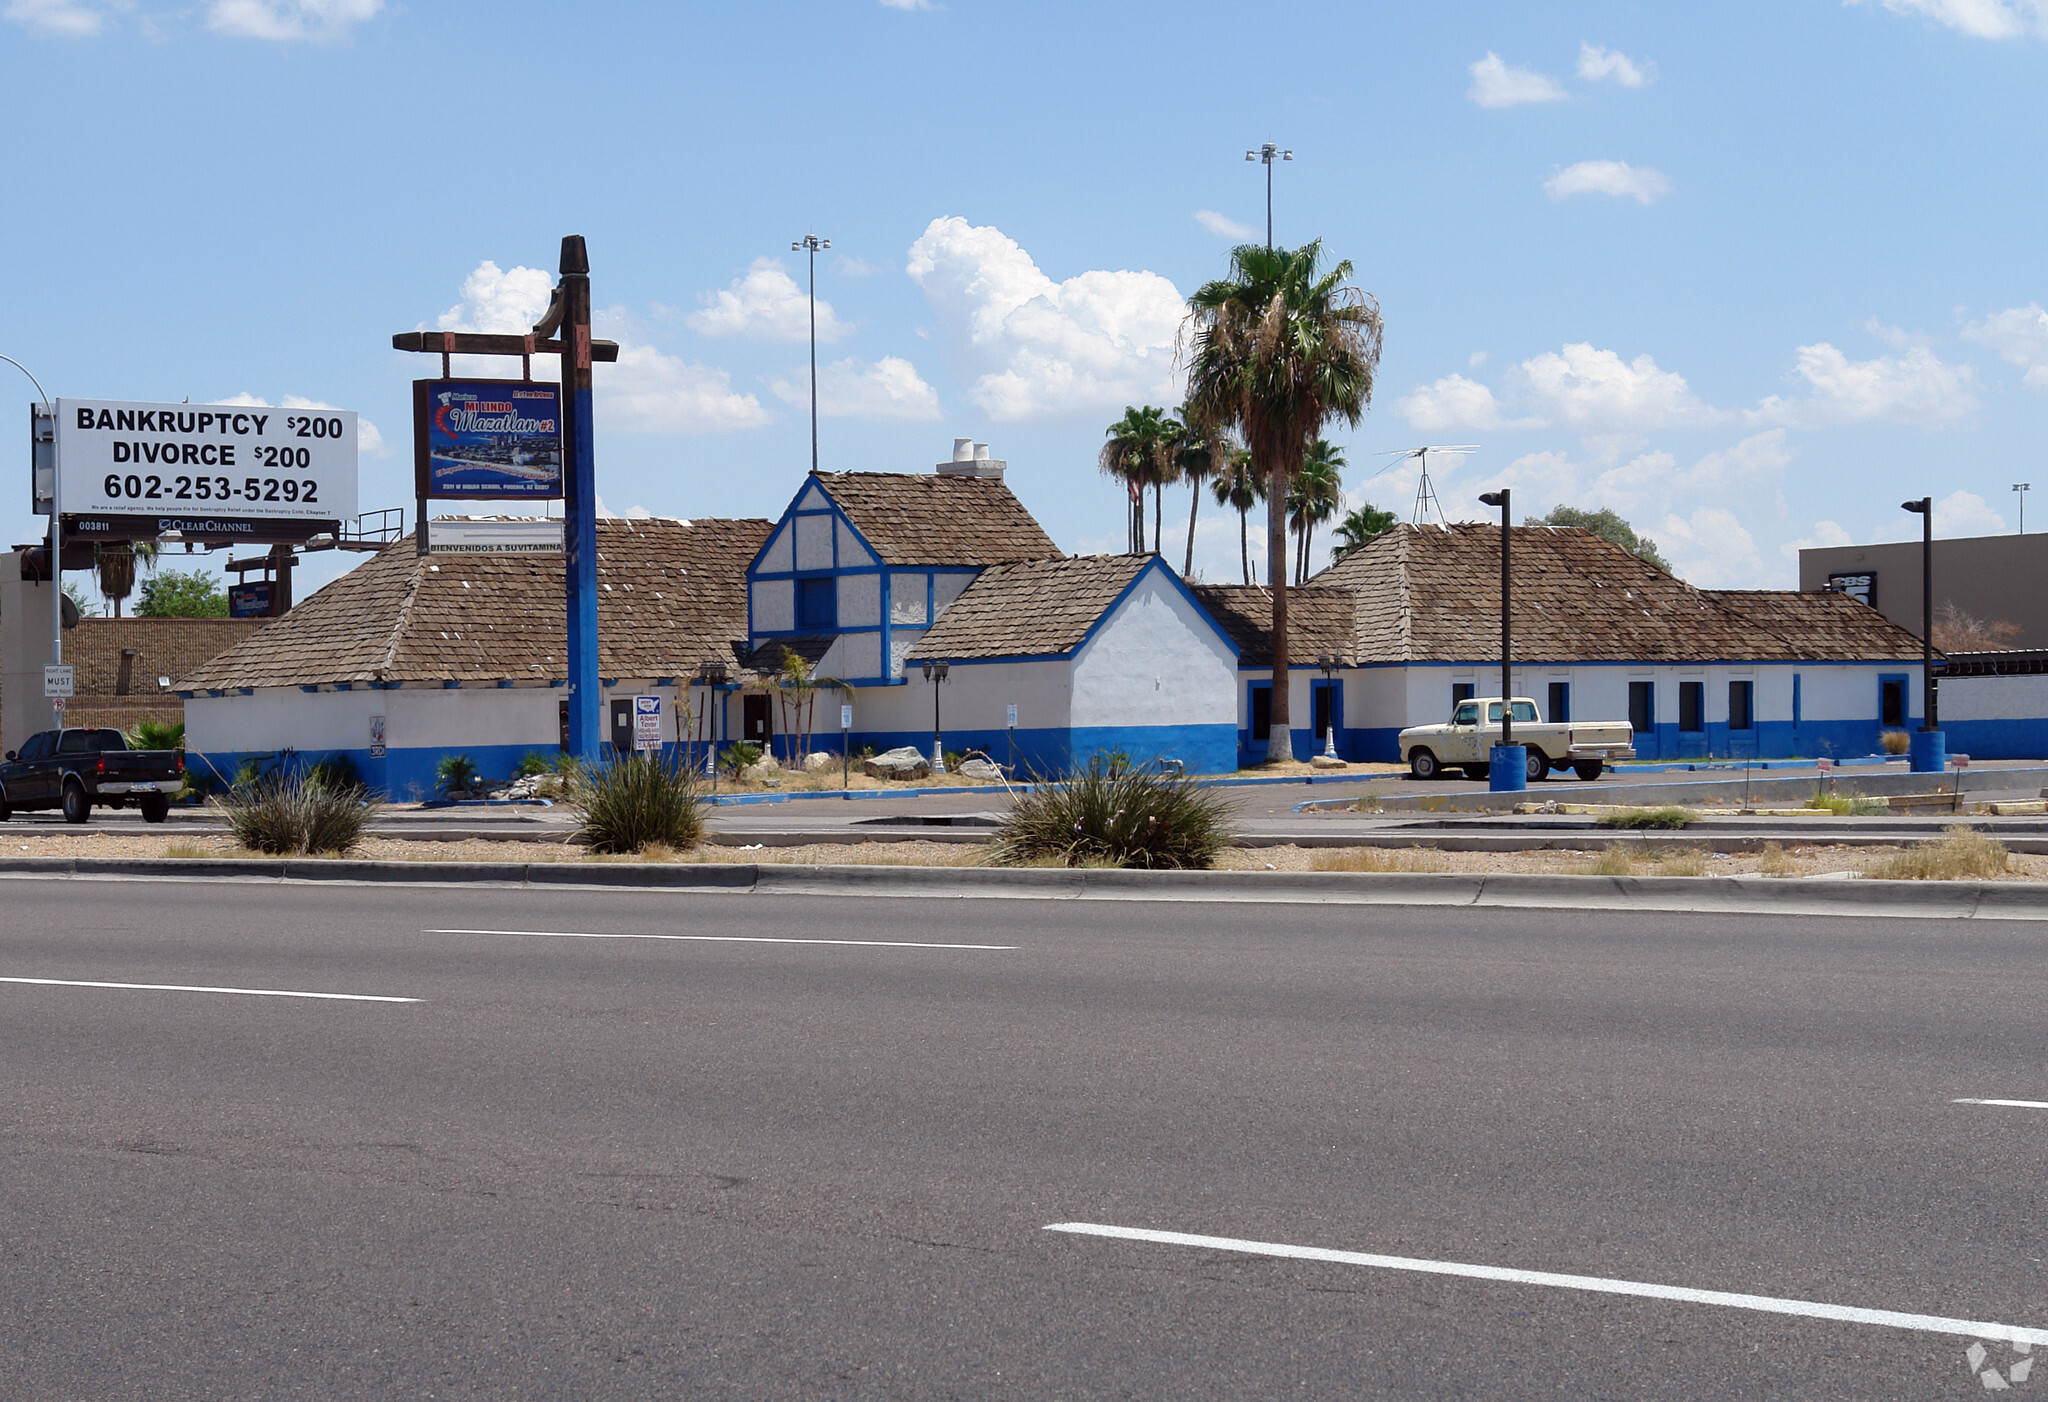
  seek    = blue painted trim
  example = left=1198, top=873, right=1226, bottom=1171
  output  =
left=1332, top=657, right=1929, bottom=670
left=1941, top=718, right=2048, bottom=760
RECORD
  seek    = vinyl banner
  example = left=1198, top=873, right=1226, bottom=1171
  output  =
left=414, top=379, right=563, bottom=499
left=56, top=398, right=358, bottom=523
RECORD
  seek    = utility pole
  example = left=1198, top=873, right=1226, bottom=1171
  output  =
left=2015, top=482, right=2030, bottom=534
left=3, top=354, right=58, bottom=666
left=1245, top=143, right=1292, bottom=249
left=793, top=233, right=829, bottom=474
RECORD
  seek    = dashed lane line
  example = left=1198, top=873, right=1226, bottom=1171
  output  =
left=0, top=977, right=418, bottom=1003
left=424, top=928, right=1015, bottom=950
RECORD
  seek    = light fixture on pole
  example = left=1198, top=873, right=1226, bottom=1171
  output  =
left=697, top=660, right=729, bottom=791
left=1901, top=497, right=1944, bottom=773
left=1244, top=143, right=1292, bottom=250
left=1317, top=655, right=1340, bottom=758
left=921, top=658, right=950, bottom=772
left=1478, top=489, right=1526, bottom=793
left=2015, top=482, right=2030, bottom=534
left=792, top=233, right=830, bottom=474
left=2, top=353, right=59, bottom=670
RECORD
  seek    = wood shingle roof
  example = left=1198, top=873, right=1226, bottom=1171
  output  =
left=1188, top=585, right=1355, bottom=668
left=177, top=517, right=773, bottom=690
left=814, top=472, right=1061, bottom=567
left=906, top=555, right=1150, bottom=660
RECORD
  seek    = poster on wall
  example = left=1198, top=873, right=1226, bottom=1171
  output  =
left=413, top=380, right=563, bottom=499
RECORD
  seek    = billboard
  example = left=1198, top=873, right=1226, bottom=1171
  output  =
left=55, top=399, right=357, bottom=524
left=426, top=517, right=564, bottom=554
left=413, top=379, right=563, bottom=499
left=228, top=581, right=273, bottom=618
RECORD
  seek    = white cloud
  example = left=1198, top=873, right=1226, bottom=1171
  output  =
left=1750, top=343, right=1979, bottom=426
left=436, top=260, right=554, bottom=334
left=1874, top=489, right=2008, bottom=541
left=879, top=0, right=937, bottom=9
left=1396, top=373, right=1538, bottom=432
left=212, top=392, right=385, bottom=457
left=1194, top=210, right=1259, bottom=240
left=1780, top=519, right=1855, bottom=567
left=834, top=255, right=884, bottom=278
left=206, top=0, right=380, bottom=40
left=595, top=497, right=652, bottom=520
left=1467, top=51, right=1568, bottom=107
left=1468, top=351, right=1489, bottom=369
left=1847, top=0, right=2048, bottom=40
left=905, top=215, right=1185, bottom=421
left=600, top=343, right=770, bottom=434
left=770, top=356, right=941, bottom=422
left=1516, top=343, right=1717, bottom=431
left=1864, top=317, right=1934, bottom=350
left=1577, top=42, right=1654, bottom=86
left=1658, top=507, right=1766, bottom=589
left=1963, top=303, right=2048, bottom=389
left=4, top=0, right=117, bottom=34
left=686, top=258, right=851, bottom=343
left=1544, top=160, right=1673, bottom=204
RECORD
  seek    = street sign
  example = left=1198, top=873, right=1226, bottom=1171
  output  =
left=369, top=714, right=386, bottom=759
left=56, top=398, right=359, bottom=527
left=1007, top=703, right=1017, bottom=728
left=43, top=664, right=74, bottom=698
left=840, top=703, right=853, bottom=730
left=414, top=380, right=564, bottom=499
left=50, top=696, right=65, bottom=716
left=633, top=694, right=663, bottom=751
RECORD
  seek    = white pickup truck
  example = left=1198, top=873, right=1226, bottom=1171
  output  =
left=1399, top=697, right=1635, bottom=782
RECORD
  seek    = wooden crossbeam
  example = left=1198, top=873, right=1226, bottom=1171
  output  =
left=390, top=331, right=619, bottom=362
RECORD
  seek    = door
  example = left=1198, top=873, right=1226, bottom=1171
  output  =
left=1310, top=681, right=1339, bottom=748
left=742, top=693, right=772, bottom=749
left=1247, top=683, right=1272, bottom=759
left=1880, top=677, right=1906, bottom=728
left=1547, top=681, right=1570, bottom=724
left=1628, top=682, right=1655, bottom=759
left=1442, top=700, right=1482, bottom=762
left=609, top=698, right=635, bottom=756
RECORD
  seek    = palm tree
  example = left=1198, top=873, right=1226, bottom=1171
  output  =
left=1332, top=503, right=1399, bottom=560
left=1171, top=406, right=1222, bottom=577
left=1211, top=449, right=1263, bottom=584
left=1288, top=440, right=1345, bottom=584
left=93, top=541, right=159, bottom=619
left=1098, top=405, right=1176, bottom=553
left=1183, top=241, right=1383, bottom=761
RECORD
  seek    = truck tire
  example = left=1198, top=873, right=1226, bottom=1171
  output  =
left=139, top=794, right=171, bottom=824
left=1408, top=748, right=1440, bottom=781
left=1526, top=750, right=1550, bottom=783
left=1461, top=763, right=1490, bottom=781
left=1574, top=759, right=1605, bottom=781
left=0, top=784, right=10, bottom=821
left=62, top=780, right=91, bottom=825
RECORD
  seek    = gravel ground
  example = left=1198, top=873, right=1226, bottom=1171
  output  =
left=1, top=831, right=2043, bottom=879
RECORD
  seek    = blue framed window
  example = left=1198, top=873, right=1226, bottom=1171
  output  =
left=1728, top=680, right=1753, bottom=731
left=1547, top=681, right=1570, bottom=724
left=797, top=577, right=836, bottom=631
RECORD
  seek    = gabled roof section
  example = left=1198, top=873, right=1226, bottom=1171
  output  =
left=1312, top=523, right=1930, bottom=663
left=811, top=471, right=1061, bottom=567
left=1189, top=585, right=1355, bottom=669
left=177, top=517, right=773, bottom=690
left=906, top=555, right=1151, bottom=660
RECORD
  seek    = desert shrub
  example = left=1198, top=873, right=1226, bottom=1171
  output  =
left=1309, top=846, right=1450, bottom=873
left=1881, top=729, right=1912, bottom=755
left=305, top=752, right=361, bottom=794
left=127, top=718, right=185, bottom=751
left=1866, top=826, right=2008, bottom=881
left=216, top=770, right=379, bottom=855
left=720, top=741, right=764, bottom=776
left=1576, top=847, right=1636, bottom=876
left=1655, top=847, right=1708, bottom=877
left=435, top=753, right=480, bottom=795
left=233, top=750, right=292, bottom=791
left=570, top=750, right=706, bottom=854
left=514, top=751, right=554, bottom=779
left=1596, top=806, right=1696, bottom=829
left=1757, top=843, right=1798, bottom=877
left=1806, top=790, right=1888, bottom=816
left=986, top=756, right=1236, bottom=869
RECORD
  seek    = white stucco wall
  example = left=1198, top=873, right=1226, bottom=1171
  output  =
left=836, top=517, right=871, bottom=568
left=1943, top=673, right=2048, bottom=721
left=751, top=579, right=794, bottom=632
left=1071, top=571, right=1237, bottom=729
left=839, top=659, right=1073, bottom=736
left=820, top=632, right=882, bottom=682
left=933, top=571, right=973, bottom=618
left=760, top=522, right=793, bottom=573
left=890, top=571, right=927, bottom=624
left=888, top=628, right=922, bottom=678
left=794, top=513, right=833, bottom=571
left=838, top=572, right=880, bottom=627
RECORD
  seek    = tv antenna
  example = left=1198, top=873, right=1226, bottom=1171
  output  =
left=1376, top=446, right=1478, bottom=526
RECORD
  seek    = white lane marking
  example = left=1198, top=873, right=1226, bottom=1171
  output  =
left=1954, top=1098, right=2048, bottom=1110
left=1043, top=1222, right=2048, bottom=1346
left=424, top=928, right=1015, bottom=951
left=0, top=977, right=418, bottom=1003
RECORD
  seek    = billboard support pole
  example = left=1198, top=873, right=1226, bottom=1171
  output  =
left=557, top=236, right=602, bottom=764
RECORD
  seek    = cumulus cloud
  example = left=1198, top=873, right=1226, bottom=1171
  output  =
left=1750, top=343, right=1979, bottom=426
left=1194, top=210, right=1259, bottom=240
left=4, top=0, right=117, bottom=34
left=1780, top=519, right=1855, bottom=567
left=1577, top=42, right=1654, bottom=86
left=207, top=0, right=380, bottom=40
left=1874, top=489, right=2008, bottom=541
left=878, top=0, right=937, bottom=9
left=436, top=260, right=554, bottom=334
left=905, top=216, right=1184, bottom=421
left=213, top=392, right=385, bottom=457
left=770, top=356, right=941, bottom=422
left=600, top=343, right=770, bottom=434
left=1864, top=317, right=1934, bottom=350
left=1467, top=51, right=1568, bottom=107
left=1847, top=0, right=2048, bottom=40
left=1657, top=507, right=1767, bottom=589
left=1396, top=373, right=1537, bottom=432
left=1516, top=343, right=1717, bottom=431
left=1963, top=303, right=2048, bottom=389
left=1544, top=160, right=1673, bottom=204
left=686, top=258, right=851, bottom=343
left=595, top=497, right=653, bottom=520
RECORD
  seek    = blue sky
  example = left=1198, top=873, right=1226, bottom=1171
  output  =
left=5, top=0, right=2048, bottom=604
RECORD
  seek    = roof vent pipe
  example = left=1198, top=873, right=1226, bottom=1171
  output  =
left=972, top=442, right=989, bottom=461
left=952, top=437, right=975, bottom=462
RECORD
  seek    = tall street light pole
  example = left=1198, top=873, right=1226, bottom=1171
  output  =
left=1245, top=143, right=1292, bottom=249
left=793, top=233, right=829, bottom=474
left=1901, top=496, right=1944, bottom=773
left=2015, top=482, right=2030, bottom=534
left=2, top=354, right=59, bottom=668
left=1478, top=488, right=1525, bottom=792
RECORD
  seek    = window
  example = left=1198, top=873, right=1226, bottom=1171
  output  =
left=1679, top=682, right=1704, bottom=733
left=1451, top=681, right=1475, bottom=705
left=1453, top=701, right=1479, bottom=727
left=1728, top=680, right=1754, bottom=731
left=1548, top=682, right=1570, bottom=724
left=1881, top=678, right=1906, bottom=727
left=1629, top=682, right=1654, bottom=735
left=1486, top=701, right=1539, bottom=724
left=1250, top=684, right=1272, bottom=741
left=796, top=576, right=836, bottom=631
left=19, top=732, right=53, bottom=762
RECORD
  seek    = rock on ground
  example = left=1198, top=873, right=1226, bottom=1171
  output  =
left=955, top=757, right=1006, bottom=781
left=802, top=752, right=838, bottom=772
left=863, top=746, right=931, bottom=781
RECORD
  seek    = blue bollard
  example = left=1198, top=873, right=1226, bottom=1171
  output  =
left=1490, top=744, right=1529, bottom=793
left=1908, top=728, right=1946, bottom=773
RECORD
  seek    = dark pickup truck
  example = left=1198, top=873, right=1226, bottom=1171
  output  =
left=0, top=728, right=185, bottom=824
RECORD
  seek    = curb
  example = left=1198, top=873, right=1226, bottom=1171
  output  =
left=3, top=855, right=2046, bottom=920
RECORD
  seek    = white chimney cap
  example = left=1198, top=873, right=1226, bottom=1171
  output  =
left=973, top=442, right=990, bottom=461
left=952, top=437, right=975, bottom=462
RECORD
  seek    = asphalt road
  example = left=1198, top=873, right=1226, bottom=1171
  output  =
left=4, top=880, right=2047, bottom=1399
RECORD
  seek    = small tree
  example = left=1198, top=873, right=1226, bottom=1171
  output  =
left=1528, top=505, right=1671, bottom=573
left=1332, top=503, right=1398, bottom=559
left=136, top=569, right=230, bottom=618
left=768, top=646, right=844, bottom=765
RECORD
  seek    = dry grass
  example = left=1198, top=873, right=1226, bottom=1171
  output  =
left=1654, top=847, right=1708, bottom=877
left=1577, top=847, right=1637, bottom=876
left=161, top=840, right=207, bottom=859
left=1881, top=729, right=1913, bottom=755
left=1864, top=825, right=2008, bottom=881
left=1757, top=843, right=1799, bottom=878
left=1308, top=847, right=1453, bottom=873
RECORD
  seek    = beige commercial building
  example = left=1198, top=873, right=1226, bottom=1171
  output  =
left=1798, top=531, right=2048, bottom=650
